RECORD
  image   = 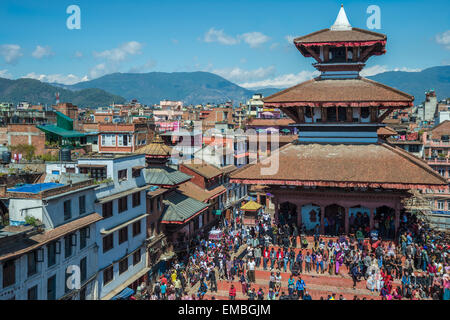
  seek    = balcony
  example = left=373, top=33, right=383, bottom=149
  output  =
left=426, top=158, right=450, bottom=165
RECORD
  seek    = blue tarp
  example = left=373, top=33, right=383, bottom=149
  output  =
left=111, top=287, right=134, bottom=300
left=8, top=183, right=64, bottom=194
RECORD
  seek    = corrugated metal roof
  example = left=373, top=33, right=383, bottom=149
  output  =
left=37, top=124, right=86, bottom=138
left=161, top=191, right=209, bottom=223
left=143, top=166, right=191, bottom=186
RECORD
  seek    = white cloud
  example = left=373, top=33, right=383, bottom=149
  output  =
left=240, top=32, right=270, bottom=48
left=203, top=28, right=239, bottom=45
left=436, top=30, right=450, bottom=50
left=270, top=43, right=279, bottom=50
left=213, top=66, right=276, bottom=83
left=203, top=28, right=270, bottom=48
left=74, top=51, right=83, bottom=58
left=89, top=63, right=111, bottom=79
left=93, top=41, right=143, bottom=62
left=32, top=45, right=53, bottom=59
left=23, top=72, right=88, bottom=85
left=128, top=59, right=157, bottom=73
left=285, top=35, right=295, bottom=43
left=0, top=44, right=23, bottom=64
left=360, top=65, right=422, bottom=77
left=0, top=69, right=12, bottom=79
left=239, top=70, right=320, bottom=89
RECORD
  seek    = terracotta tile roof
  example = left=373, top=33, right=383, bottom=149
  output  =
left=377, top=126, right=397, bottom=136
left=0, top=213, right=102, bottom=262
left=429, top=120, right=450, bottom=140
left=230, top=142, right=447, bottom=189
left=181, top=161, right=223, bottom=179
left=263, top=77, right=414, bottom=106
left=294, top=28, right=386, bottom=43
left=178, top=181, right=226, bottom=202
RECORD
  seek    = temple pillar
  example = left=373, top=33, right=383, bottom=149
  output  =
left=296, top=203, right=302, bottom=229
left=344, top=207, right=349, bottom=234
left=274, top=198, right=279, bottom=224
left=320, top=205, right=325, bottom=234
left=369, top=208, right=375, bottom=230
left=394, top=207, right=400, bottom=236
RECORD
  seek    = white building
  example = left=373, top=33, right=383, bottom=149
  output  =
left=0, top=179, right=101, bottom=300
left=246, top=94, right=264, bottom=118
left=77, top=154, right=150, bottom=300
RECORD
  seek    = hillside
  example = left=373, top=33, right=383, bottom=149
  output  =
left=68, top=71, right=254, bottom=105
left=67, top=66, right=450, bottom=106
left=367, top=66, right=450, bottom=103
left=0, top=78, right=126, bottom=108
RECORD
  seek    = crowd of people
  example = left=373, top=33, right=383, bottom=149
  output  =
left=134, top=206, right=449, bottom=301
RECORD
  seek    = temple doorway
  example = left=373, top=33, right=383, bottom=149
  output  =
left=279, top=201, right=297, bottom=227
left=324, top=204, right=345, bottom=235
left=349, top=205, right=370, bottom=236
left=375, top=206, right=396, bottom=239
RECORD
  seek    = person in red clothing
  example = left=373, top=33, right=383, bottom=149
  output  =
left=160, top=275, right=168, bottom=286
left=229, top=284, right=236, bottom=300
left=263, top=247, right=270, bottom=270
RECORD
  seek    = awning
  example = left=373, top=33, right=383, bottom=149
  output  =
left=97, top=185, right=152, bottom=204
left=132, top=166, right=145, bottom=170
left=36, top=124, right=86, bottom=138
left=101, top=214, right=149, bottom=235
left=101, top=266, right=150, bottom=300
left=78, top=164, right=107, bottom=168
left=111, top=287, right=135, bottom=300
left=160, top=251, right=175, bottom=261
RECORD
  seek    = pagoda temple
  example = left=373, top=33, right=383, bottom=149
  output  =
left=230, top=5, right=447, bottom=238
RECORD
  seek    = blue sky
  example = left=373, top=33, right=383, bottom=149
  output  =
left=0, top=0, right=449, bottom=88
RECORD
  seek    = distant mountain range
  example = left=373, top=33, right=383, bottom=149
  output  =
left=1, top=66, right=448, bottom=107
left=367, top=66, right=450, bottom=103
left=0, top=77, right=126, bottom=108
left=64, top=71, right=260, bottom=106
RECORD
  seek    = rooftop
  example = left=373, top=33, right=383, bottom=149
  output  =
left=230, top=142, right=447, bottom=190
left=263, top=77, right=414, bottom=108
left=7, top=182, right=64, bottom=194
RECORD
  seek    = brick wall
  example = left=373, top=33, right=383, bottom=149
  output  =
left=179, top=165, right=206, bottom=189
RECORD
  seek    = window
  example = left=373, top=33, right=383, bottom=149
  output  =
left=79, top=195, right=86, bottom=215
left=132, top=221, right=141, bottom=237
left=133, top=249, right=141, bottom=266
left=65, top=235, right=72, bottom=258
left=27, top=285, right=38, bottom=300
left=79, top=287, right=87, bottom=300
left=338, top=107, right=347, bottom=122
left=27, top=251, right=38, bottom=277
left=132, top=192, right=141, bottom=207
left=157, top=198, right=161, bottom=212
left=47, top=275, right=56, bottom=300
left=118, top=169, right=128, bottom=181
left=64, top=200, right=72, bottom=220
left=103, top=266, right=114, bottom=285
left=101, top=134, right=116, bottom=146
left=2, top=259, right=15, bottom=288
left=118, top=134, right=131, bottom=147
left=326, top=107, right=337, bottom=122
left=132, top=167, right=142, bottom=178
left=119, top=257, right=128, bottom=275
left=118, top=227, right=128, bottom=244
left=437, top=201, right=445, bottom=210
left=118, top=196, right=128, bottom=213
left=102, top=201, right=113, bottom=218
left=80, top=227, right=89, bottom=250
left=47, top=241, right=57, bottom=267
left=103, top=234, right=114, bottom=253
left=80, top=257, right=87, bottom=283
left=361, top=107, right=370, bottom=119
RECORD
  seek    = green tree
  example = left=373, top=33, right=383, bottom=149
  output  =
left=10, top=144, right=36, bottom=161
